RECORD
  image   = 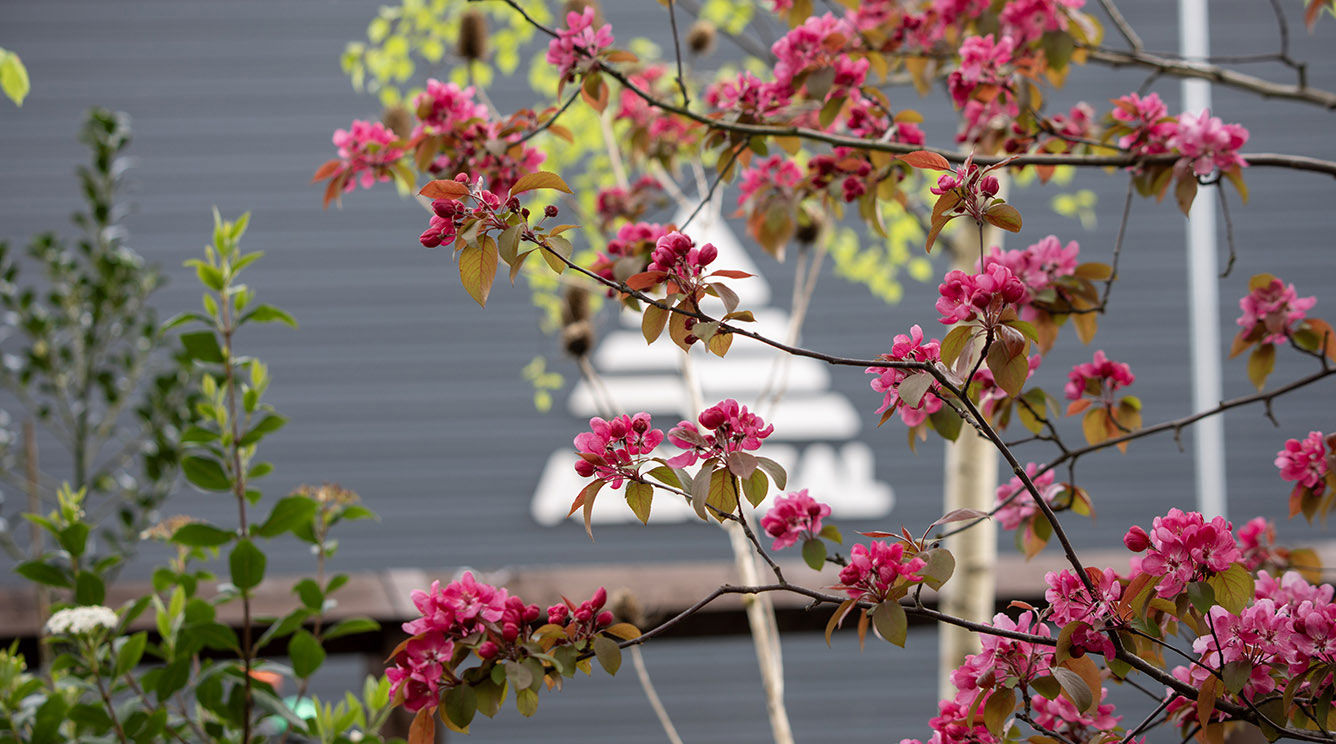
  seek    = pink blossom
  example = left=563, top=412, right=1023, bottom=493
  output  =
left=866, top=325, right=944, bottom=427
left=1236, top=517, right=1276, bottom=572
left=994, top=462, right=1061, bottom=530
left=1044, top=567, right=1121, bottom=658
left=760, top=490, right=832, bottom=551
left=1171, top=109, right=1249, bottom=176
left=546, top=7, right=614, bottom=82
left=331, top=120, right=404, bottom=191
left=1032, top=688, right=1121, bottom=739
left=1064, top=350, right=1134, bottom=401
left=1129, top=509, right=1242, bottom=597
left=998, top=0, right=1085, bottom=44
left=1237, top=277, right=1317, bottom=344
left=667, top=399, right=774, bottom=468
left=591, top=221, right=672, bottom=284
left=935, top=264, right=1026, bottom=325
left=1276, top=431, right=1329, bottom=493
left=948, top=35, right=1015, bottom=108
left=737, top=155, right=804, bottom=207
left=837, top=540, right=927, bottom=602
left=770, top=13, right=857, bottom=92
left=705, top=71, right=792, bottom=119
left=413, top=79, right=488, bottom=132
left=980, top=235, right=1080, bottom=303
left=1110, top=92, right=1176, bottom=158
left=574, top=413, right=665, bottom=489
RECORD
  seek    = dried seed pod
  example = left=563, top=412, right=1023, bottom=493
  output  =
left=457, top=10, right=489, bottom=62
left=381, top=105, right=412, bottom=139
left=686, top=20, right=716, bottom=57
left=561, top=285, right=595, bottom=358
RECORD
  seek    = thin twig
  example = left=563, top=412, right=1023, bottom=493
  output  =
left=1217, top=184, right=1237, bottom=278
left=665, top=0, right=690, bottom=108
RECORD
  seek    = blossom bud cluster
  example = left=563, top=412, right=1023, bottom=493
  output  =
left=418, top=175, right=511, bottom=250
left=979, top=235, right=1081, bottom=308
left=647, top=231, right=718, bottom=287
left=667, top=399, right=774, bottom=468
left=759, top=490, right=831, bottom=551
left=836, top=541, right=926, bottom=603
left=573, top=413, right=665, bottom=489
left=935, top=263, right=1026, bottom=325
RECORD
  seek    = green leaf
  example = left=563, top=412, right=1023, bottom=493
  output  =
left=706, top=467, right=740, bottom=521
left=294, top=578, right=323, bottom=610
left=289, top=629, right=325, bottom=678
left=459, top=236, right=498, bottom=307
left=180, top=331, right=225, bottom=363
left=15, top=561, right=71, bottom=588
left=509, top=171, right=573, bottom=195
left=182, top=455, right=231, bottom=492
left=1, top=49, right=31, bottom=106
left=323, top=617, right=379, bottom=641
left=1186, top=581, right=1216, bottom=615
left=741, top=468, right=768, bottom=508
left=57, top=523, right=90, bottom=557
left=516, top=688, right=539, bottom=717
left=114, top=632, right=148, bottom=677
left=919, top=548, right=956, bottom=591
left=229, top=538, right=266, bottom=591
left=754, top=456, right=787, bottom=490
left=818, top=524, right=842, bottom=543
left=1206, top=563, right=1254, bottom=615
left=1222, top=659, right=1252, bottom=695
left=1248, top=343, right=1275, bottom=391
left=445, top=683, right=478, bottom=730
left=240, top=304, right=297, bottom=327
left=624, top=481, right=653, bottom=524
left=929, top=408, right=963, bottom=442
left=252, top=495, right=317, bottom=538
left=872, top=601, right=907, bottom=647
left=171, top=522, right=235, bottom=547
left=983, top=686, right=1015, bottom=736
left=1051, top=666, right=1093, bottom=712
left=939, top=325, right=975, bottom=368
left=75, top=572, right=105, bottom=605
left=593, top=635, right=622, bottom=675
left=801, top=538, right=827, bottom=570
left=239, top=414, right=287, bottom=446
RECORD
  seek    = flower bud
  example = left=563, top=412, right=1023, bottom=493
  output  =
left=545, top=204, right=560, bottom=218
left=980, top=175, right=1000, bottom=197
left=458, top=10, right=489, bottom=62
left=524, top=604, right=542, bottom=624
left=591, top=586, right=607, bottom=609
left=595, top=610, right=614, bottom=627
left=1123, top=526, right=1151, bottom=552
left=697, top=243, right=718, bottom=266
left=575, top=460, right=596, bottom=478
left=502, top=623, right=520, bottom=642
left=698, top=407, right=726, bottom=430
left=575, top=607, right=592, bottom=623
left=548, top=604, right=570, bottom=625
left=477, top=640, right=499, bottom=659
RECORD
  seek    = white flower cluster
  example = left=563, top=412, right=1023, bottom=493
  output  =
left=44, top=605, right=118, bottom=636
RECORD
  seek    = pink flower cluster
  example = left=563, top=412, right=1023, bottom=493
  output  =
left=331, top=120, right=404, bottom=192
left=979, top=235, right=1080, bottom=304
left=1170, top=109, right=1249, bottom=176
left=950, top=612, right=1055, bottom=711
left=997, top=0, right=1085, bottom=44
left=929, top=156, right=1003, bottom=222
left=770, top=13, right=862, bottom=95
left=1110, top=92, right=1176, bottom=158
left=760, top=490, right=831, bottom=550
left=837, top=540, right=926, bottom=602
left=667, top=399, right=774, bottom=468
left=1123, top=508, right=1242, bottom=597
left=705, top=71, right=792, bottom=119
left=413, top=79, right=488, bottom=132
left=994, top=462, right=1062, bottom=530
left=594, top=176, right=664, bottom=228
left=1031, top=689, right=1121, bottom=741
left=935, top=264, right=1026, bottom=325
left=1276, top=431, right=1330, bottom=496
left=737, top=155, right=804, bottom=207
left=866, top=325, right=943, bottom=427
left=647, top=231, right=718, bottom=288
left=591, top=221, right=671, bottom=284
left=1044, top=567, right=1122, bottom=657
left=948, top=34, right=1016, bottom=108
left=573, top=413, right=665, bottom=489
left=1236, top=517, right=1277, bottom=572
left=390, top=572, right=515, bottom=711
left=1064, top=350, right=1134, bottom=401
left=546, top=7, right=613, bottom=82
left=1237, top=277, right=1317, bottom=345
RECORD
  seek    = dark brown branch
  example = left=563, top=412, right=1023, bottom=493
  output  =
left=1087, top=46, right=1336, bottom=110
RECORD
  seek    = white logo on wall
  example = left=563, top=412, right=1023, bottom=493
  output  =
left=530, top=206, right=895, bottom=526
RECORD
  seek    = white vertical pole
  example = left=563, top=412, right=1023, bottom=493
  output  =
left=1179, top=0, right=1228, bottom=520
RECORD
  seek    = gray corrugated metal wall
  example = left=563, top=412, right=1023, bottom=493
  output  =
left=1, top=0, right=1334, bottom=739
